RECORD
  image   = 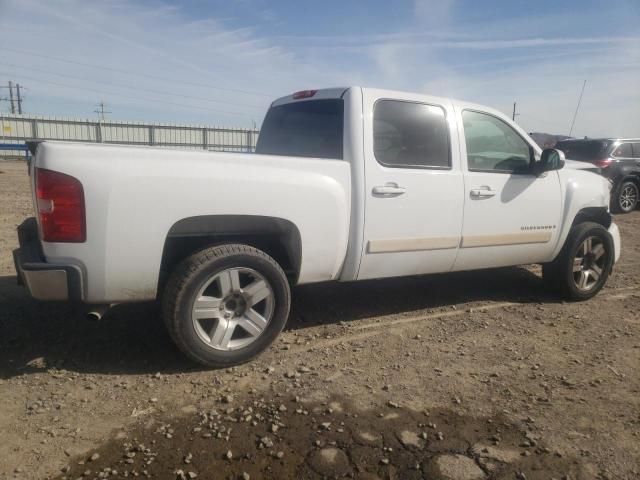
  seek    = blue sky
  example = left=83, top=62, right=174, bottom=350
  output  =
left=0, top=0, right=639, bottom=136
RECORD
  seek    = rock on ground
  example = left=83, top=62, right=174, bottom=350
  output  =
left=472, top=442, right=521, bottom=463
left=425, top=454, right=486, bottom=480
left=307, top=447, right=352, bottom=477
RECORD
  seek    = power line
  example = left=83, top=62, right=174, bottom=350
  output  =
left=0, top=70, right=261, bottom=119
left=0, top=61, right=265, bottom=110
left=1, top=47, right=275, bottom=98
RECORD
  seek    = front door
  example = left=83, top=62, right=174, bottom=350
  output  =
left=453, top=108, right=562, bottom=271
left=357, top=89, right=464, bottom=280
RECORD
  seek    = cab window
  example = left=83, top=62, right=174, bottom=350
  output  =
left=462, top=110, right=532, bottom=174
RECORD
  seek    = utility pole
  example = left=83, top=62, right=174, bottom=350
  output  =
left=8, top=81, right=15, bottom=114
left=512, top=102, right=519, bottom=122
left=94, top=101, right=111, bottom=120
left=15, top=83, right=23, bottom=114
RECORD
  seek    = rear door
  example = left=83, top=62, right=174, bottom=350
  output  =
left=357, top=89, right=464, bottom=280
left=453, top=107, right=562, bottom=270
left=633, top=142, right=640, bottom=165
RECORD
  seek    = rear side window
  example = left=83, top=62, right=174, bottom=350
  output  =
left=612, top=143, right=632, bottom=158
left=633, top=143, right=640, bottom=159
left=256, top=99, right=344, bottom=160
left=373, top=100, right=450, bottom=169
left=555, top=140, right=611, bottom=162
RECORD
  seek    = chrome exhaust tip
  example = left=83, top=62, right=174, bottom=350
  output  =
left=86, top=304, right=111, bottom=321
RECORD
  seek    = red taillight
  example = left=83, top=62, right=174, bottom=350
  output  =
left=292, top=89, right=317, bottom=100
left=35, top=168, right=86, bottom=243
left=595, top=158, right=613, bottom=168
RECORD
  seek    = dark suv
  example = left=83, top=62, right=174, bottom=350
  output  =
left=555, top=138, right=640, bottom=213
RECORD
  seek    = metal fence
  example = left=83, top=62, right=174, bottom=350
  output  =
left=0, top=114, right=260, bottom=158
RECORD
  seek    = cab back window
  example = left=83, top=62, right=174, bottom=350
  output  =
left=256, top=100, right=344, bottom=160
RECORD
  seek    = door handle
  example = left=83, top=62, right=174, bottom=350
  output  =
left=372, top=183, right=406, bottom=197
left=470, top=187, right=496, bottom=199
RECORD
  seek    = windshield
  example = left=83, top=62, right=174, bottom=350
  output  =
left=555, top=140, right=611, bottom=162
left=255, top=99, right=344, bottom=160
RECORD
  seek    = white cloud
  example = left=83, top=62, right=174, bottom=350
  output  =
left=414, top=0, right=456, bottom=29
left=0, top=0, right=638, bottom=137
left=0, top=0, right=352, bottom=126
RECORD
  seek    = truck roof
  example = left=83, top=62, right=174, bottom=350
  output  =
left=557, top=137, right=640, bottom=142
left=271, top=86, right=503, bottom=118
left=271, top=87, right=349, bottom=107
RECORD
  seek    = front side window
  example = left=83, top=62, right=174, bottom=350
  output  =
left=373, top=100, right=450, bottom=169
left=612, top=143, right=632, bottom=158
left=462, top=110, right=532, bottom=174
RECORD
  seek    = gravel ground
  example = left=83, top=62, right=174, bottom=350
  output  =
left=0, top=160, right=638, bottom=480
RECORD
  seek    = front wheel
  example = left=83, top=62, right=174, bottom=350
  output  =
left=162, top=244, right=291, bottom=367
left=542, top=222, right=613, bottom=301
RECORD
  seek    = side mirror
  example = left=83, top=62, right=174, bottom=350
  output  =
left=536, top=148, right=565, bottom=174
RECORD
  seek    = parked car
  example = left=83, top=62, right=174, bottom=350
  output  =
left=555, top=138, right=640, bottom=213
left=14, top=87, right=621, bottom=367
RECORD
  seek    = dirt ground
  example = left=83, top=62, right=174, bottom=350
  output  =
left=0, top=159, right=638, bottom=480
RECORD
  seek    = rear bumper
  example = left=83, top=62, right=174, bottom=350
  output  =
left=608, top=222, right=621, bottom=264
left=13, top=217, right=83, bottom=301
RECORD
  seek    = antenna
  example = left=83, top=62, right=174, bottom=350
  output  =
left=568, top=80, right=587, bottom=137
left=512, top=102, right=519, bottom=121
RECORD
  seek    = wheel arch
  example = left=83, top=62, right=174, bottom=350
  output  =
left=549, top=206, right=612, bottom=263
left=571, top=206, right=612, bottom=229
left=614, top=174, right=640, bottom=191
left=158, top=215, right=302, bottom=295
left=625, top=173, right=640, bottom=183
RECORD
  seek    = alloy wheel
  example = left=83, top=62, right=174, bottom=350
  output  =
left=619, top=184, right=638, bottom=212
left=191, top=267, right=274, bottom=351
left=572, top=236, right=608, bottom=292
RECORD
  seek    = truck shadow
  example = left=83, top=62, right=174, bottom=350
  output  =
left=0, top=266, right=554, bottom=378
left=288, top=266, right=551, bottom=330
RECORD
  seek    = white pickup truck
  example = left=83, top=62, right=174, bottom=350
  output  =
left=14, top=87, right=621, bottom=367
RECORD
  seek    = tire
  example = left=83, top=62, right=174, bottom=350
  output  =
left=612, top=180, right=638, bottom=214
left=162, top=244, right=291, bottom=368
left=542, top=222, right=613, bottom=301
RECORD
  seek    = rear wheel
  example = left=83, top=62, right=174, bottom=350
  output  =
left=613, top=180, right=638, bottom=213
left=162, top=244, right=290, bottom=367
left=542, top=222, right=613, bottom=301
